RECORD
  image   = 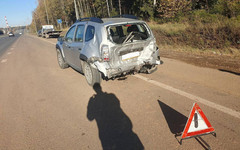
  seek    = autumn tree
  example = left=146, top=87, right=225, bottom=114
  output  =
left=157, top=0, right=192, bottom=18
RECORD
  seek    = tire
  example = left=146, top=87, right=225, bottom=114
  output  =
left=57, top=50, right=69, bottom=69
left=83, top=62, right=102, bottom=86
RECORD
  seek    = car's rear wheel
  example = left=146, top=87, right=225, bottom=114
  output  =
left=57, top=50, right=68, bottom=69
left=84, top=62, right=101, bottom=86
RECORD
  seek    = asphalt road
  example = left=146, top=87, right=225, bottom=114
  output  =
left=0, top=35, right=240, bottom=150
left=0, top=34, right=21, bottom=57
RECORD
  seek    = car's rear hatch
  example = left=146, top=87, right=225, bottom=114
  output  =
left=107, top=23, right=155, bottom=71
left=108, top=40, right=154, bottom=69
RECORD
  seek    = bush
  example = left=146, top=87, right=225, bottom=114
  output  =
left=150, top=10, right=240, bottom=51
left=187, top=10, right=221, bottom=24
left=212, top=0, right=240, bottom=18
left=185, top=12, right=240, bottom=49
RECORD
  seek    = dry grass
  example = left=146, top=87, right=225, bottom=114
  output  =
left=157, top=44, right=240, bottom=58
left=148, top=22, right=189, bottom=36
left=148, top=18, right=240, bottom=57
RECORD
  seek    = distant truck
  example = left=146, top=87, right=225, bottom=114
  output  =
left=41, top=25, right=62, bottom=38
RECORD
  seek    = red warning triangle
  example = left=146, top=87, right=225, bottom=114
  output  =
left=181, top=103, right=214, bottom=139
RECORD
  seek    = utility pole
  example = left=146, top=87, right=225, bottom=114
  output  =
left=118, top=0, right=122, bottom=15
left=106, top=0, right=110, bottom=17
left=33, top=14, right=38, bottom=34
left=44, top=0, right=50, bottom=24
left=74, top=0, right=80, bottom=20
left=154, top=0, right=156, bottom=6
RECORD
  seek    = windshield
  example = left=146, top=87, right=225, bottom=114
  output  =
left=108, top=23, right=150, bottom=44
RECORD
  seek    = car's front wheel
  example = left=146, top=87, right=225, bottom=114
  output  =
left=83, top=62, right=101, bottom=86
left=57, top=50, right=68, bottom=69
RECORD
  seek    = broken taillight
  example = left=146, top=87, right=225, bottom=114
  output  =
left=101, top=45, right=110, bottom=61
left=125, top=24, right=132, bottom=27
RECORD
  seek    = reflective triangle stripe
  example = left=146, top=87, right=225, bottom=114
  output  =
left=181, top=103, right=215, bottom=139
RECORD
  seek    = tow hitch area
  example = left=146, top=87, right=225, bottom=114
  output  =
left=147, top=65, right=158, bottom=74
left=139, top=65, right=158, bottom=74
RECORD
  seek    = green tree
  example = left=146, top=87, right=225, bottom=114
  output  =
left=133, top=0, right=155, bottom=20
left=212, top=0, right=240, bottom=17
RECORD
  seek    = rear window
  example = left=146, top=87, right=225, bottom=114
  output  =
left=108, top=23, right=150, bottom=44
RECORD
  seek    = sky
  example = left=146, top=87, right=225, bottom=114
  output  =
left=0, top=0, right=37, bottom=28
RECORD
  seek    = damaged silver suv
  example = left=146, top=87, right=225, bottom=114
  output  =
left=56, top=15, right=163, bottom=86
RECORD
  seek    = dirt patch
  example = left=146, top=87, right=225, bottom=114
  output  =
left=160, top=49, right=240, bottom=74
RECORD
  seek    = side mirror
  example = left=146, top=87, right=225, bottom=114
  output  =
left=67, top=38, right=73, bottom=43
left=58, top=36, right=64, bottom=42
left=58, top=36, right=63, bottom=42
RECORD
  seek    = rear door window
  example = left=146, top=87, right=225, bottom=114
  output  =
left=75, top=25, right=85, bottom=42
left=85, top=25, right=95, bottom=42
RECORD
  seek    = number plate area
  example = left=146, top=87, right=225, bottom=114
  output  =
left=122, top=51, right=140, bottom=61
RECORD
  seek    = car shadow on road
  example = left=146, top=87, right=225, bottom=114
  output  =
left=87, top=83, right=144, bottom=150
left=158, top=100, right=211, bottom=149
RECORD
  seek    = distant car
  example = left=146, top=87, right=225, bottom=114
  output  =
left=56, top=16, right=163, bottom=86
left=37, top=30, right=42, bottom=37
left=19, top=33, right=22, bottom=35
left=8, top=32, right=14, bottom=37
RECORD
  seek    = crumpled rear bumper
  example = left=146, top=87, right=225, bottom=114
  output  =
left=94, top=57, right=163, bottom=79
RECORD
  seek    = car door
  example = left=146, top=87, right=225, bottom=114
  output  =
left=62, top=25, right=76, bottom=65
left=71, top=24, right=85, bottom=70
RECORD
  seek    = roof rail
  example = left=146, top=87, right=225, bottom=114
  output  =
left=76, top=17, right=103, bottom=23
left=112, top=14, right=138, bottom=20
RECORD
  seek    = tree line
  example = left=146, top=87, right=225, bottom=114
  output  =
left=31, top=0, right=240, bottom=30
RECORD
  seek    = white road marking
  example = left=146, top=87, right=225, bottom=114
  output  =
left=38, top=34, right=240, bottom=119
left=134, top=74, right=240, bottom=119
left=7, top=52, right=12, bottom=55
left=1, top=59, right=7, bottom=63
